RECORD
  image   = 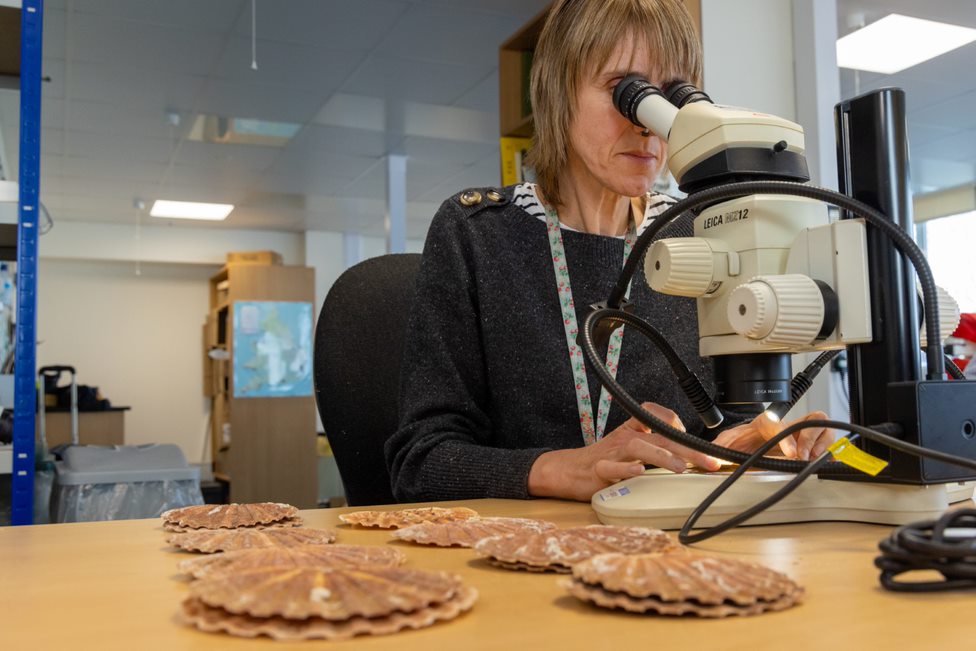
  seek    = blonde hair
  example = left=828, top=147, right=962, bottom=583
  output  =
left=527, top=0, right=702, bottom=206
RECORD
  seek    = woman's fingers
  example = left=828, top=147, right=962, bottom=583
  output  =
left=623, top=436, right=687, bottom=473
left=647, top=433, right=723, bottom=471
left=809, top=430, right=836, bottom=459
left=792, top=411, right=830, bottom=460
left=594, top=459, right=646, bottom=484
left=628, top=402, right=687, bottom=434
left=754, top=411, right=798, bottom=458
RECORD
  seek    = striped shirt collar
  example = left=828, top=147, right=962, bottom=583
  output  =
left=513, top=182, right=677, bottom=238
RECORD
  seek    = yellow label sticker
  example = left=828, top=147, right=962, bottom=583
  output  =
left=827, top=437, right=889, bottom=476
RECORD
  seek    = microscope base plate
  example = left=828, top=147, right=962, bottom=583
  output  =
left=591, top=470, right=975, bottom=530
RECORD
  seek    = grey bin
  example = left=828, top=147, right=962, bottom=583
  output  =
left=51, top=444, right=204, bottom=523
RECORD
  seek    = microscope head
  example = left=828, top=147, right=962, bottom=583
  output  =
left=613, top=75, right=810, bottom=193
left=612, top=76, right=868, bottom=407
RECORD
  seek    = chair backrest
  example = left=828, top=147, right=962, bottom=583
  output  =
left=313, top=253, right=422, bottom=506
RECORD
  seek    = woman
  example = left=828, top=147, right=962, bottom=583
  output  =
left=386, top=0, right=831, bottom=503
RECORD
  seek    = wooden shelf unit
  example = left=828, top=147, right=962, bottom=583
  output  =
left=202, top=262, right=317, bottom=508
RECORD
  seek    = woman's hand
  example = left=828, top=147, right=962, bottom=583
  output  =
left=712, top=410, right=834, bottom=461
left=527, top=402, right=722, bottom=502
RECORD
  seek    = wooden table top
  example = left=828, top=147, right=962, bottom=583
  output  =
left=0, top=498, right=967, bottom=650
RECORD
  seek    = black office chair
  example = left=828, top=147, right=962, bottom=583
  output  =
left=313, top=253, right=422, bottom=506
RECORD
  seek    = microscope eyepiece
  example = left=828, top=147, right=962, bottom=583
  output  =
left=663, top=81, right=712, bottom=108
left=612, top=74, right=663, bottom=128
left=612, top=74, right=679, bottom=139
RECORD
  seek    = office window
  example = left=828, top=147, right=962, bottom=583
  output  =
left=923, top=210, right=976, bottom=312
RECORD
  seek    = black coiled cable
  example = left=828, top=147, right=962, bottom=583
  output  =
left=875, top=509, right=976, bottom=592
left=584, top=308, right=853, bottom=474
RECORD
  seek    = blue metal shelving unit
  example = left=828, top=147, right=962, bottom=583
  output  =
left=11, top=0, right=43, bottom=526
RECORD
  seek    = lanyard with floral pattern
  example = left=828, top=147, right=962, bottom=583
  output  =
left=545, top=209, right=635, bottom=446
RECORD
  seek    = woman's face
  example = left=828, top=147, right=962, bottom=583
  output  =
left=567, top=33, right=667, bottom=197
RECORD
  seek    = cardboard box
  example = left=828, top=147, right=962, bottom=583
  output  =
left=226, top=250, right=283, bottom=266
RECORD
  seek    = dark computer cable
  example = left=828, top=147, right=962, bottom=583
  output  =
left=583, top=307, right=852, bottom=474
left=875, top=508, right=976, bottom=592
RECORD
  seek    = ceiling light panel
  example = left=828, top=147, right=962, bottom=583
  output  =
left=150, top=200, right=234, bottom=221
left=837, top=14, right=976, bottom=74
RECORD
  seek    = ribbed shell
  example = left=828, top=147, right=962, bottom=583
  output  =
left=563, top=579, right=803, bottom=617
left=474, top=526, right=680, bottom=568
left=191, top=566, right=465, bottom=620
left=573, top=553, right=801, bottom=606
left=179, top=544, right=407, bottom=579
left=162, top=503, right=298, bottom=529
left=338, top=507, right=479, bottom=529
left=167, top=527, right=334, bottom=553
left=164, top=516, right=303, bottom=534
left=391, top=517, right=557, bottom=548
left=180, top=585, right=478, bottom=641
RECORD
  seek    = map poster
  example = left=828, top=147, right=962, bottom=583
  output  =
left=232, top=301, right=313, bottom=399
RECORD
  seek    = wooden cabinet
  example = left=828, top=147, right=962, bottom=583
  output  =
left=203, top=263, right=317, bottom=508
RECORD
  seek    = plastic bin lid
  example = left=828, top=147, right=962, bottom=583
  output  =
left=54, top=444, right=200, bottom=485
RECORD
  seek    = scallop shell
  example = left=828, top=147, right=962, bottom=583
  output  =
left=563, top=579, right=802, bottom=617
left=338, top=506, right=479, bottom=529
left=391, top=517, right=557, bottom=548
left=191, top=566, right=465, bottom=620
left=179, top=544, right=407, bottom=580
left=573, top=553, right=802, bottom=606
left=180, top=585, right=478, bottom=641
left=167, top=527, right=335, bottom=554
left=474, top=525, right=681, bottom=571
left=163, top=516, right=303, bottom=534
left=162, top=503, right=299, bottom=529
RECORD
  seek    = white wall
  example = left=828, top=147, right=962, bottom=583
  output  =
left=701, top=0, right=797, bottom=120
left=37, top=258, right=217, bottom=462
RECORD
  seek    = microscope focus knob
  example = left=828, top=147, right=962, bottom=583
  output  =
left=919, top=284, right=960, bottom=348
left=645, top=238, right=714, bottom=297
left=727, top=274, right=825, bottom=346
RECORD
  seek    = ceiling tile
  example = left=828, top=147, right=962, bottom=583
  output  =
left=196, top=79, right=331, bottom=125
left=64, top=130, right=175, bottom=164
left=912, top=128, right=976, bottom=163
left=212, top=37, right=363, bottom=90
left=262, top=151, right=379, bottom=196
left=60, top=156, right=168, bottom=183
left=64, top=99, right=178, bottom=140
left=70, top=0, right=243, bottom=34
left=172, top=140, right=281, bottom=172
left=912, top=89, right=976, bottom=132
left=340, top=55, right=492, bottom=106
left=287, top=124, right=403, bottom=159
left=374, top=4, right=524, bottom=69
left=68, top=12, right=226, bottom=77
left=453, top=70, right=499, bottom=114
left=411, top=0, right=550, bottom=18
left=232, top=0, right=406, bottom=50
left=398, top=135, right=497, bottom=167
left=68, top=61, right=204, bottom=113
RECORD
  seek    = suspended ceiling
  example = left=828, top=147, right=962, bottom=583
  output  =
left=0, top=0, right=973, bottom=237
